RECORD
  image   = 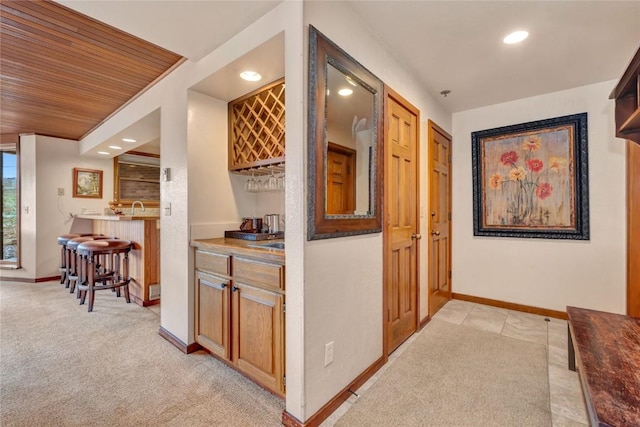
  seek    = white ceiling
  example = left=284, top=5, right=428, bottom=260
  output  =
left=190, top=32, right=285, bottom=102
left=347, top=1, right=640, bottom=112
left=59, top=0, right=640, bottom=153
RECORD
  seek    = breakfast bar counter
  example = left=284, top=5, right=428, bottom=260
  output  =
left=75, top=215, right=160, bottom=306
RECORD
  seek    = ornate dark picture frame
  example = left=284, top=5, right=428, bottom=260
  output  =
left=472, top=113, right=589, bottom=240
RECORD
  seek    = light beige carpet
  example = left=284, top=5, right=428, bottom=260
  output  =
left=336, top=319, right=551, bottom=427
left=0, top=281, right=284, bottom=427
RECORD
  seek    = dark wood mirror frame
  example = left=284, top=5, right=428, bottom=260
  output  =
left=307, top=25, right=383, bottom=240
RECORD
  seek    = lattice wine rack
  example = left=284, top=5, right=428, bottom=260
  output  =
left=228, top=78, right=285, bottom=172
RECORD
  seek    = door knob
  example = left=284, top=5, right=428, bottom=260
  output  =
left=431, top=230, right=440, bottom=236
left=411, top=233, right=422, bottom=240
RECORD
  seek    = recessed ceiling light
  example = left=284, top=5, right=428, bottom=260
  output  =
left=338, top=88, right=353, bottom=96
left=122, top=138, right=137, bottom=143
left=240, top=71, right=262, bottom=82
left=503, top=30, right=529, bottom=44
left=109, top=145, right=123, bottom=150
left=97, top=151, right=110, bottom=155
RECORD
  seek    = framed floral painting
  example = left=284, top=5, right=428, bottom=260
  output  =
left=471, top=113, right=589, bottom=240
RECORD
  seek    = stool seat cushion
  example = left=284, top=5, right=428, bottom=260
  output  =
left=66, top=236, right=110, bottom=250
left=77, top=239, right=132, bottom=254
left=57, top=234, right=82, bottom=245
left=57, top=233, right=103, bottom=245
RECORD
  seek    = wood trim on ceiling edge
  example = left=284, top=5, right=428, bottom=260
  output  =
left=452, top=292, right=568, bottom=320
left=281, top=356, right=385, bottom=427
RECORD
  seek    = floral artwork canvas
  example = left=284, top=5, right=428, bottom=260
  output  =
left=472, top=113, right=589, bottom=240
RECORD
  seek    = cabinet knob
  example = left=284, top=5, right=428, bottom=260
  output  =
left=431, top=230, right=441, bottom=236
left=232, top=286, right=239, bottom=292
left=411, top=233, right=422, bottom=240
left=220, top=282, right=227, bottom=289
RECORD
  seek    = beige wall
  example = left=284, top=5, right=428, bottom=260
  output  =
left=12, top=135, right=112, bottom=280
left=452, top=80, right=626, bottom=314
left=303, top=1, right=451, bottom=419
left=76, top=1, right=308, bottom=420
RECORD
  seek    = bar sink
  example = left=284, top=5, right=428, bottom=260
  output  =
left=248, top=241, right=285, bottom=250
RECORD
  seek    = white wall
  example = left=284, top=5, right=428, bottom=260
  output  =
left=452, top=80, right=626, bottom=314
left=187, top=90, right=285, bottom=237
left=76, top=1, right=307, bottom=420
left=188, top=91, right=253, bottom=235
left=12, top=135, right=112, bottom=280
left=303, top=1, right=451, bottom=419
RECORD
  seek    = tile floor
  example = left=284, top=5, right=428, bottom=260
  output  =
left=321, top=299, right=589, bottom=426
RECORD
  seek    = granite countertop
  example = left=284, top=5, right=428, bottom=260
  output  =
left=191, top=237, right=285, bottom=263
left=567, top=306, right=640, bottom=427
left=76, top=214, right=160, bottom=221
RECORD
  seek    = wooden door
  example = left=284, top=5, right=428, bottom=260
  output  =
left=195, top=271, right=230, bottom=360
left=384, top=88, right=419, bottom=354
left=327, top=143, right=356, bottom=214
left=428, top=120, right=452, bottom=317
left=628, top=140, right=640, bottom=317
left=232, top=282, right=285, bottom=396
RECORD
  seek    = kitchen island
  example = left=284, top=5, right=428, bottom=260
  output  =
left=75, top=214, right=160, bottom=306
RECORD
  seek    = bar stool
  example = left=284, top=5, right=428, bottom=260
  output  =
left=76, top=239, right=133, bottom=312
left=66, top=235, right=110, bottom=294
left=57, top=233, right=96, bottom=285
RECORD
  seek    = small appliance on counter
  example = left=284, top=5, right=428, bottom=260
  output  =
left=264, top=213, right=280, bottom=233
left=224, top=230, right=284, bottom=241
left=227, top=215, right=283, bottom=240
left=239, top=217, right=262, bottom=233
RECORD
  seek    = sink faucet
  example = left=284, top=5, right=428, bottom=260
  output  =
left=131, top=200, right=145, bottom=216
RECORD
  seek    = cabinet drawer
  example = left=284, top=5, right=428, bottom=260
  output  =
left=195, top=250, right=230, bottom=276
left=233, top=256, right=284, bottom=291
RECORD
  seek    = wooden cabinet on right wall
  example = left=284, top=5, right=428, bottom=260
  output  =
left=612, top=46, right=640, bottom=317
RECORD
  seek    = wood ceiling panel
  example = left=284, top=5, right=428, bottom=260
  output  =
left=0, top=0, right=184, bottom=140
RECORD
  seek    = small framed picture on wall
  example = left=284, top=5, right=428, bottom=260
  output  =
left=73, top=168, right=103, bottom=199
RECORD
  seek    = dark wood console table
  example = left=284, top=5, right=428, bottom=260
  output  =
left=567, top=306, right=640, bottom=426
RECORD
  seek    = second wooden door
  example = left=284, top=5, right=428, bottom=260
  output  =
left=384, top=88, right=419, bottom=354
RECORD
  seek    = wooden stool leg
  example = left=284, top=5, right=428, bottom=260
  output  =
left=68, top=251, right=77, bottom=292
left=64, top=247, right=73, bottom=287
left=79, top=254, right=89, bottom=305
left=60, top=245, right=66, bottom=284
left=87, top=255, right=96, bottom=312
left=123, top=253, right=131, bottom=303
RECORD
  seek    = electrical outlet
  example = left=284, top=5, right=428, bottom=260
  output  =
left=57, top=188, right=64, bottom=196
left=324, top=341, right=334, bottom=367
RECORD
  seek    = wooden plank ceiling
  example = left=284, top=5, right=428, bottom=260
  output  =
left=0, top=0, right=184, bottom=140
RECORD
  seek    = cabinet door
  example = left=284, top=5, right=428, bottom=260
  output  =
left=196, top=271, right=230, bottom=360
left=232, top=283, right=285, bottom=395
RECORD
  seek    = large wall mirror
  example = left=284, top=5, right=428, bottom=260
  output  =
left=113, top=152, right=160, bottom=207
left=308, top=25, right=383, bottom=240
